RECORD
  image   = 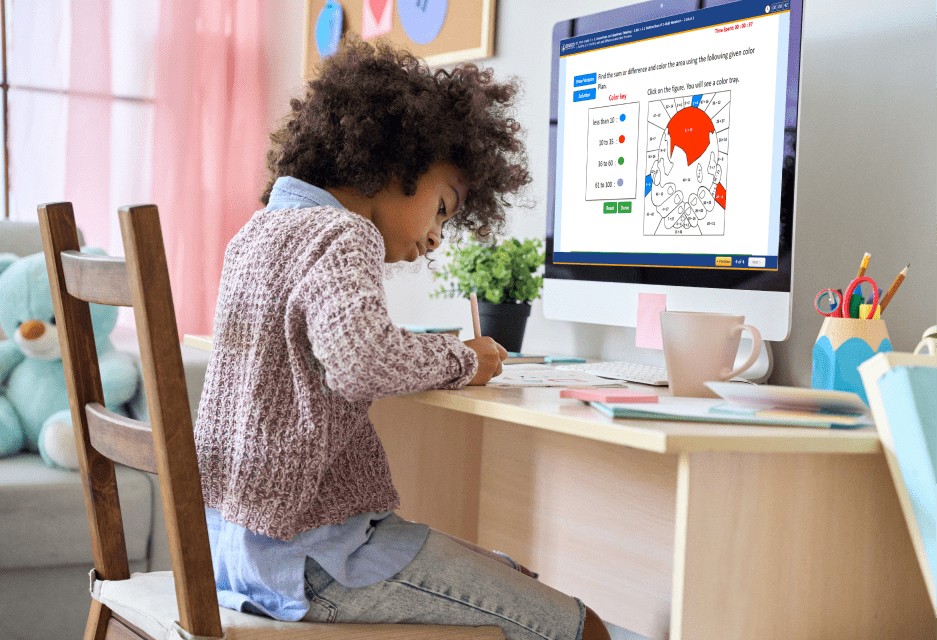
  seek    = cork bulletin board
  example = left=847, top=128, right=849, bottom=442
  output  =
left=303, top=0, right=497, bottom=77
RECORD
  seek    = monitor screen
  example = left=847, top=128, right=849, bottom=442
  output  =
left=545, top=0, right=804, bottom=340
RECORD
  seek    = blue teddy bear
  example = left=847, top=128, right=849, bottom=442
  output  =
left=0, top=250, right=140, bottom=469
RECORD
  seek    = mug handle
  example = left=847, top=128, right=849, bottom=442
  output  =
left=720, top=324, right=763, bottom=380
left=914, top=337, right=936, bottom=356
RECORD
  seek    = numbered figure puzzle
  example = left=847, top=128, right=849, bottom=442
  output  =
left=644, top=91, right=730, bottom=236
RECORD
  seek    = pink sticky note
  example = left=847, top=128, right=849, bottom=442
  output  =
left=560, top=388, right=658, bottom=403
left=362, top=0, right=393, bottom=40
left=636, top=292, right=666, bottom=350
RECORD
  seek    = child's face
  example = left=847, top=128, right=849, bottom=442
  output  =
left=370, top=161, right=468, bottom=263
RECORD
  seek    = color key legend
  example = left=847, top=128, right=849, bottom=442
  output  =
left=585, top=101, right=640, bottom=202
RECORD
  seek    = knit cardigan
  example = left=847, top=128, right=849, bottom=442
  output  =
left=195, top=205, right=478, bottom=541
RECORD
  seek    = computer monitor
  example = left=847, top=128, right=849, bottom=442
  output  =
left=544, top=0, right=804, bottom=342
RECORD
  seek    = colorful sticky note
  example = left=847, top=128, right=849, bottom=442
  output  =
left=560, top=388, right=658, bottom=403
left=636, top=292, right=666, bottom=350
left=362, top=0, right=393, bottom=40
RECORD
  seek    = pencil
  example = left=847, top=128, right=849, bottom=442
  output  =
left=856, top=252, right=871, bottom=279
left=878, top=264, right=909, bottom=313
left=470, top=292, right=482, bottom=338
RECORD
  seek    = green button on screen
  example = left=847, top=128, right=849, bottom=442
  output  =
left=603, top=202, right=617, bottom=213
left=618, top=201, right=632, bottom=213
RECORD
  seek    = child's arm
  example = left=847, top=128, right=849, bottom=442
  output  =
left=296, top=223, right=479, bottom=402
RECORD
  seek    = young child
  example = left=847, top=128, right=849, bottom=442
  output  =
left=195, top=38, right=610, bottom=640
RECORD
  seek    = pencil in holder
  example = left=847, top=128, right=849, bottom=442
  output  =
left=812, top=317, right=892, bottom=403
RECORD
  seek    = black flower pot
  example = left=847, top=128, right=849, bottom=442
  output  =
left=476, top=300, right=531, bottom=352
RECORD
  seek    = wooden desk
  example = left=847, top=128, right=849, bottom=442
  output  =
left=182, top=336, right=932, bottom=638
left=369, top=386, right=934, bottom=640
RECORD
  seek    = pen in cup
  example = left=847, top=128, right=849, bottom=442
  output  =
left=470, top=292, right=482, bottom=339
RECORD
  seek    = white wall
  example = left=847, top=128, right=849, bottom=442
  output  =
left=263, top=0, right=936, bottom=387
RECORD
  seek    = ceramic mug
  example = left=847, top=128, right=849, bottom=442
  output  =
left=660, top=311, right=763, bottom=398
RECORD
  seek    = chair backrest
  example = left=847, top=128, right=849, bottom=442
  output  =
left=38, top=202, right=222, bottom=638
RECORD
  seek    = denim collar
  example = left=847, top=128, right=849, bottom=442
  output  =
left=266, top=176, right=345, bottom=211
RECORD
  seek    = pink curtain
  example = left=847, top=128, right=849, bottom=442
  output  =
left=64, top=1, right=111, bottom=250
left=152, top=0, right=268, bottom=336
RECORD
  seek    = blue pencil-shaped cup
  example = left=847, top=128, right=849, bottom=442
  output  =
left=812, top=317, right=892, bottom=403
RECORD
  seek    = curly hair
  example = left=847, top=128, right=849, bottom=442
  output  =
left=262, top=37, right=531, bottom=238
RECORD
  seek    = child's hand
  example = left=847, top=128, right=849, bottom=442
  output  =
left=464, top=337, right=508, bottom=385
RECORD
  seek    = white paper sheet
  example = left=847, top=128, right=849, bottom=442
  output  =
left=487, top=365, right=627, bottom=387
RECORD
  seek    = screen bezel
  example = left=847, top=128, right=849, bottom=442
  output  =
left=545, top=0, right=804, bottom=294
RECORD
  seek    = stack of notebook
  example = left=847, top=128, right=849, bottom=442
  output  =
left=562, top=384, right=873, bottom=429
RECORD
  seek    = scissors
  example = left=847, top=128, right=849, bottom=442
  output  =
left=843, top=276, right=879, bottom=319
left=815, top=288, right=844, bottom=317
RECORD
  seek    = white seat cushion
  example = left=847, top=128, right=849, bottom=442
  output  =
left=92, top=571, right=503, bottom=640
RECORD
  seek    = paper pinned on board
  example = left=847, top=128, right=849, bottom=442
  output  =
left=362, top=0, right=393, bottom=40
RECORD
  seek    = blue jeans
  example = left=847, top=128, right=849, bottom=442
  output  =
left=302, top=528, right=586, bottom=640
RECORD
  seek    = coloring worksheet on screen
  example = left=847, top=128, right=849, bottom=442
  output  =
left=554, top=2, right=791, bottom=267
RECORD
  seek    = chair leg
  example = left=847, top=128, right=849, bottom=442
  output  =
left=85, top=599, right=112, bottom=640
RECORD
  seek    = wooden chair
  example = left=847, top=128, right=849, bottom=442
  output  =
left=38, top=202, right=504, bottom=640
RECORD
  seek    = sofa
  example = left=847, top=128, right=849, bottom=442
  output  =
left=0, top=219, right=210, bottom=640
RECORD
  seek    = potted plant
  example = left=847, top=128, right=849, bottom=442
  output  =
left=432, top=238, right=545, bottom=352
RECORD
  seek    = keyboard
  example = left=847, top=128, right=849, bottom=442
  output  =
left=555, top=361, right=669, bottom=386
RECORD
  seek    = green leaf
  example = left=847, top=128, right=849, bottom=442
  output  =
left=429, top=235, right=546, bottom=303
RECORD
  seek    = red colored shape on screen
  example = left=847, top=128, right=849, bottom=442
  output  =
left=715, top=182, right=726, bottom=209
left=619, top=135, right=625, bottom=143
left=667, top=106, right=714, bottom=165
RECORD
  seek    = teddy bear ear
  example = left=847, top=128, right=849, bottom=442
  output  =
left=0, top=252, right=17, bottom=276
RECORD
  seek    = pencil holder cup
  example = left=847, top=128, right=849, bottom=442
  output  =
left=812, top=317, right=892, bottom=404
